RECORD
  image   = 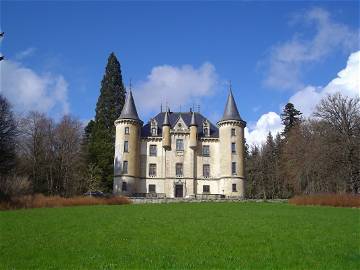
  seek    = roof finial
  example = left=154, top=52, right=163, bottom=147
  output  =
left=129, top=78, right=132, bottom=92
left=228, top=80, right=232, bottom=92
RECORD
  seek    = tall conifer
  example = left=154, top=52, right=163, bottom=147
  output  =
left=86, top=53, right=126, bottom=191
left=281, top=103, right=302, bottom=135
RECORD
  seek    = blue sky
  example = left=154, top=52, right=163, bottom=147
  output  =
left=1, top=1, right=359, bottom=145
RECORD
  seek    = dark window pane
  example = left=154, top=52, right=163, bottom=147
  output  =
left=125, top=127, right=129, bottom=135
left=149, top=163, right=157, bottom=176
left=149, top=184, right=156, bottom=193
left=203, top=164, right=210, bottom=177
left=203, top=185, right=210, bottom=193
left=122, top=182, right=127, bottom=191
left=231, top=128, right=236, bottom=136
left=176, top=163, right=183, bottom=176
left=202, top=145, right=210, bottom=156
left=149, top=145, right=157, bottom=156
left=176, top=139, right=184, bottom=151
left=232, top=184, right=237, bottom=192
left=231, top=143, right=236, bottom=153
left=232, top=162, right=236, bottom=175
left=123, top=161, right=128, bottom=174
left=124, top=141, right=129, bottom=152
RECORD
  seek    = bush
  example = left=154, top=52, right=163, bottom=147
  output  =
left=0, top=175, right=31, bottom=201
left=289, top=193, right=360, bottom=208
left=0, top=194, right=131, bottom=210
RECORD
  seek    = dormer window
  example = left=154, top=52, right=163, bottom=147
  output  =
left=203, top=121, right=210, bottom=137
left=150, top=119, right=158, bottom=136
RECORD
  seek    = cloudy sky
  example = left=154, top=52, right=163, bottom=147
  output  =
left=1, top=1, right=359, bottom=146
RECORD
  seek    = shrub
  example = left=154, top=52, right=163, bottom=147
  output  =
left=0, top=194, right=131, bottom=210
left=289, top=193, right=360, bottom=208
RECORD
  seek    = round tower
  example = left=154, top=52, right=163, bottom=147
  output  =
left=114, top=91, right=143, bottom=195
left=189, top=111, right=198, bottom=149
left=162, top=110, right=171, bottom=150
left=217, top=89, right=246, bottom=198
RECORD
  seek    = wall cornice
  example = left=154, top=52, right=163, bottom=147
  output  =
left=216, top=119, right=246, bottom=128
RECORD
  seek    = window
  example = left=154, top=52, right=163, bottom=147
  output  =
left=122, top=182, right=127, bottom=191
left=149, top=184, right=156, bottom=193
left=176, top=139, right=184, bottom=151
left=203, top=185, right=210, bottom=193
left=231, top=143, right=236, bottom=154
left=123, top=161, right=128, bottom=174
left=149, top=145, right=157, bottom=156
left=232, top=162, right=236, bottom=175
left=203, top=121, right=210, bottom=137
left=203, top=128, right=209, bottom=136
left=231, top=128, right=236, bottom=136
left=203, top=164, right=210, bottom=178
left=124, top=141, right=129, bottom=153
left=149, top=163, right=157, bottom=177
left=202, top=145, right=210, bottom=156
left=151, top=127, right=157, bottom=136
left=125, top=127, right=129, bottom=135
left=150, top=120, right=158, bottom=136
left=176, top=163, right=183, bottom=177
left=232, top=184, right=237, bottom=192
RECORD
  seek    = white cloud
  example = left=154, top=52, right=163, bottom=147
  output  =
left=133, top=62, right=218, bottom=116
left=290, top=50, right=360, bottom=117
left=15, top=48, right=36, bottom=60
left=245, top=112, right=283, bottom=147
left=0, top=59, right=70, bottom=116
left=264, top=7, right=358, bottom=90
left=247, top=50, right=359, bottom=146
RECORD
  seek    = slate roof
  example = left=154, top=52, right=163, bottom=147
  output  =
left=220, top=90, right=243, bottom=122
left=118, top=91, right=141, bottom=121
left=141, top=112, right=219, bottom=138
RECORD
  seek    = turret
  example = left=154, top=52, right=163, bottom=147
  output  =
left=189, top=111, right=197, bottom=149
left=162, top=110, right=171, bottom=150
left=217, top=89, right=246, bottom=197
left=113, top=91, right=142, bottom=195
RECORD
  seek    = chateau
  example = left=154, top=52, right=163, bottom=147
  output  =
left=113, top=89, right=247, bottom=198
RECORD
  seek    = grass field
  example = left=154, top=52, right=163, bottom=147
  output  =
left=0, top=202, right=359, bottom=269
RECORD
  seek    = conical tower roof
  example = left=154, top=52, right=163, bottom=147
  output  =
left=162, top=109, right=170, bottom=126
left=189, top=111, right=197, bottom=126
left=220, top=90, right=242, bottom=122
left=118, top=91, right=140, bottom=121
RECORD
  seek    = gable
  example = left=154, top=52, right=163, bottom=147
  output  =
left=173, top=115, right=188, bottom=131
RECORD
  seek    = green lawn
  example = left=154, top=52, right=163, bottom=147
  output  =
left=0, top=202, right=359, bottom=269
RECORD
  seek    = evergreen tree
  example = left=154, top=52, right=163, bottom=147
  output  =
left=0, top=94, right=17, bottom=176
left=281, top=103, right=302, bottom=135
left=86, top=53, right=126, bottom=191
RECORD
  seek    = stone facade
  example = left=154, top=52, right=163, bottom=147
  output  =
left=114, top=90, right=246, bottom=198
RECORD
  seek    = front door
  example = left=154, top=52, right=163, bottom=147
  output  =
left=175, top=184, right=183, bottom=198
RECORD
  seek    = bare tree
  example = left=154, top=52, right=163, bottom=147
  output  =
left=314, top=93, right=360, bottom=193
left=53, top=115, right=84, bottom=196
left=18, top=112, right=55, bottom=194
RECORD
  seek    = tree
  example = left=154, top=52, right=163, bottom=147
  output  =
left=314, top=93, right=360, bottom=193
left=53, top=116, right=85, bottom=196
left=18, top=112, right=55, bottom=194
left=85, top=53, right=126, bottom=191
left=0, top=94, right=17, bottom=176
left=281, top=103, right=302, bottom=135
